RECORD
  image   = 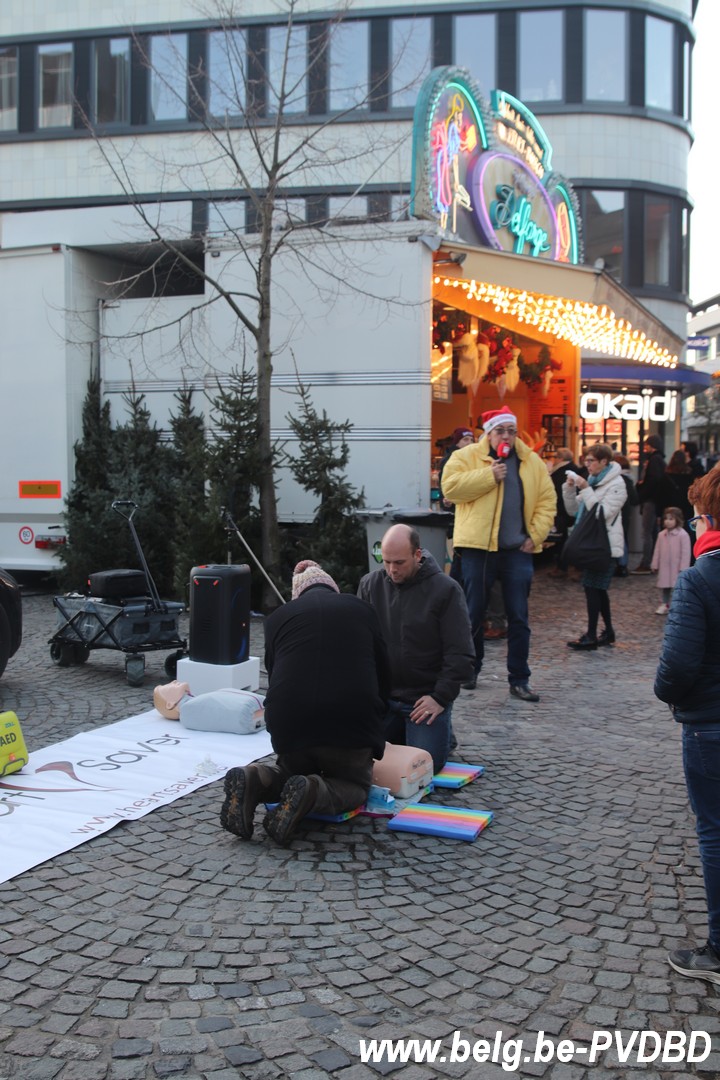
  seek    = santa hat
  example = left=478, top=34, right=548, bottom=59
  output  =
left=480, top=406, right=517, bottom=435
left=452, top=427, right=474, bottom=446
left=291, top=559, right=340, bottom=600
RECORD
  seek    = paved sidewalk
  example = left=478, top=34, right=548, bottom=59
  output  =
left=0, top=569, right=716, bottom=1079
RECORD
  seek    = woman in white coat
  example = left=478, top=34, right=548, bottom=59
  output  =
left=562, top=443, right=628, bottom=650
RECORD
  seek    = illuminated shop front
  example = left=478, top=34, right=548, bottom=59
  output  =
left=410, top=67, right=688, bottom=470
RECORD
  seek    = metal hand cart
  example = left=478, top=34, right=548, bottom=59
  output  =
left=48, top=501, right=187, bottom=686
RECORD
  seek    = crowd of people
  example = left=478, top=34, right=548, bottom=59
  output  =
left=218, top=424, right=720, bottom=988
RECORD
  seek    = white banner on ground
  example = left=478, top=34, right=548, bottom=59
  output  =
left=0, top=711, right=273, bottom=885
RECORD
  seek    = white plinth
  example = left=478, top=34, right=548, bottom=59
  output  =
left=176, top=656, right=261, bottom=695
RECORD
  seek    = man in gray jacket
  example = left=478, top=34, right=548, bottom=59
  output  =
left=358, top=523, right=475, bottom=772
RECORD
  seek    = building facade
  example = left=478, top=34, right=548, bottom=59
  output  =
left=0, top=0, right=704, bottom=568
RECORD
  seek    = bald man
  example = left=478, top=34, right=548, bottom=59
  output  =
left=358, top=524, right=475, bottom=772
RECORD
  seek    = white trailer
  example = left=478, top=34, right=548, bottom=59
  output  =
left=0, top=246, right=91, bottom=571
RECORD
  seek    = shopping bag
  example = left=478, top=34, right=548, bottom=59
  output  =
left=560, top=504, right=612, bottom=572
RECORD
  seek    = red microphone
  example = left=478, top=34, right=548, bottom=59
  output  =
left=498, top=441, right=511, bottom=459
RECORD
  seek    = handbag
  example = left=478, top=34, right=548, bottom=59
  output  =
left=560, top=504, right=612, bottom=572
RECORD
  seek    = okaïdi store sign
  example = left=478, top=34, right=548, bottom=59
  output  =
left=580, top=390, right=677, bottom=422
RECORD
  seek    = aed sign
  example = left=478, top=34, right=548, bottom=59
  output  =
left=580, top=390, right=677, bottom=422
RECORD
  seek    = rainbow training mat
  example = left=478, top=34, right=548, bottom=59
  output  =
left=264, top=803, right=363, bottom=823
left=432, top=763, right=485, bottom=789
left=387, top=804, right=494, bottom=841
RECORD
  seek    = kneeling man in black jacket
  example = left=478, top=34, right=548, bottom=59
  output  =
left=221, top=560, right=390, bottom=846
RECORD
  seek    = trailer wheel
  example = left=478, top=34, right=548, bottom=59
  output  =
left=73, top=644, right=90, bottom=665
left=164, top=649, right=185, bottom=680
left=125, top=654, right=145, bottom=687
left=50, top=642, right=74, bottom=667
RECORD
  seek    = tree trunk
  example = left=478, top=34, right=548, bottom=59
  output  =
left=256, top=215, right=282, bottom=610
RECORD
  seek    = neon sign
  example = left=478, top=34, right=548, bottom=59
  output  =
left=580, top=391, right=677, bottom=422
left=411, top=67, right=583, bottom=264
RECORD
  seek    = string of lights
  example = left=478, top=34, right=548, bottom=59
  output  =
left=433, top=276, right=678, bottom=368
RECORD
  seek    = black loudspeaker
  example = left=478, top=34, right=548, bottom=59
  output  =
left=189, top=564, right=251, bottom=664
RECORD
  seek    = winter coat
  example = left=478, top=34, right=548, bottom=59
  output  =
left=651, top=527, right=691, bottom=589
left=561, top=461, right=627, bottom=558
left=440, top=436, right=556, bottom=553
left=263, top=585, right=391, bottom=758
left=636, top=449, right=666, bottom=513
left=357, top=551, right=474, bottom=707
left=654, top=538, right=720, bottom=723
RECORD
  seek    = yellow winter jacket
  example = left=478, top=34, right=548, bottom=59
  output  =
left=441, top=436, right=556, bottom=553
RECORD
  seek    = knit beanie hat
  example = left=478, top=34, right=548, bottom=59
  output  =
left=291, top=560, right=340, bottom=600
left=481, top=406, right=517, bottom=435
left=452, top=427, right=474, bottom=446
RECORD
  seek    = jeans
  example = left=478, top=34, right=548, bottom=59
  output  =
left=384, top=699, right=451, bottom=775
left=459, top=547, right=534, bottom=685
left=641, top=501, right=657, bottom=566
left=682, top=724, right=720, bottom=950
left=256, top=746, right=374, bottom=816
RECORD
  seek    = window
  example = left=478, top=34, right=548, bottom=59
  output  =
left=518, top=11, right=563, bottom=102
left=683, top=39, right=691, bottom=121
left=453, top=14, right=496, bottom=98
left=584, top=10, right=626, bottom=102
left=150, top=34, right=188, bottom=121
left=267, top=24, right=308, bottom=115
left=38, top=43, right=73, bottom=128
left=390, top=193, right=411, bottom=221
left=208, top=200, right=246, bottom=237
left=327, top=195, right=367, bottom=222
left=0, top=46, right=17, bottom=131
left=390, top=18, right=432, bottom=108
left=328, top=21, right=369, bottom=112
left=645, top=16, right=674, bottom=111
left=209, top=29, right=246, bottom=118
left=645, top=195, right=671, bottom=287
left=273, top=198, right=306, bottom=230
left=93, top=38, right=130, bottom=125
left=584, top=190, right=625, bottom=283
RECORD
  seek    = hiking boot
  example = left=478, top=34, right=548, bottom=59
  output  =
left=220, top=766, right=267, bottom=840
left=567, top=634, right=597, bottom=651
left=668, top=943, right=720, bottom=985
left=509, top=683, right=539, bottom=702
left=597, top=628, right=616, bottom=647
left=263, top=775, right=318, bottom=846
left=462, top=675, right=478, bottom=690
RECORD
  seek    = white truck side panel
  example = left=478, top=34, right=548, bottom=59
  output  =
left=0, top=247, right=111, bottom=571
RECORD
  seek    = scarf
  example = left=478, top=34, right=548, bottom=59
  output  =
left=693, top=528, right=720, bottom=561
left=576, top=464, right=612, bottom=522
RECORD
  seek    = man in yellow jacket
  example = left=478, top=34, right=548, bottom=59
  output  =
left=441, top=406, right=556, bottom=702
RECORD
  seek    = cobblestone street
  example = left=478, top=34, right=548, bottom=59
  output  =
left=0, top=567, right=717, bottom=1079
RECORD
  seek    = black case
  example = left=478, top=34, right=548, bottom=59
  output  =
left=87, top=569, right=148, bottom=599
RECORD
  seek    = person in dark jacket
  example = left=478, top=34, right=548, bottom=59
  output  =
left=681, top=441, right=706, bottom=480
left=655, top=466, right=720, bottom=984
left=358, top=523, right=474, bottom=773
left=633, top=434, right=666, bottom=573
left=220, top=560, right=391, bottom=846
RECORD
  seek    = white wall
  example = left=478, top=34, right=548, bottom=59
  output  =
left=101, top=226, right=434, bottom=517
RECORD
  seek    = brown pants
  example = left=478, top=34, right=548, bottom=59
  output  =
left=255, top=746, right=374, bottom=816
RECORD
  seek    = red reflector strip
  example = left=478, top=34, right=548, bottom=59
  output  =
left=19, top=481, right=62, bottom=498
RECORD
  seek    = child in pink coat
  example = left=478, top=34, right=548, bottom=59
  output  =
left=651, top=507, right=691, bottom=614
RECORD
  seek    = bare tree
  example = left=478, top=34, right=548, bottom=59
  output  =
left=82, top=0, right=415, bottom=604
